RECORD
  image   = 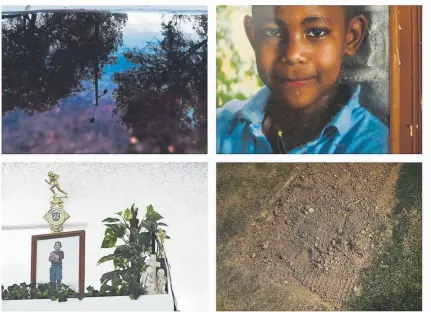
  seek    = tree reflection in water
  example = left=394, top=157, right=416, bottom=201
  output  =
left=2, top=12, right=127, bottom=115
left=112, top=15, right=207, bottom=153
left=2, top=11, right=207, bottom=153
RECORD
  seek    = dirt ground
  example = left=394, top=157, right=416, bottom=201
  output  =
left=217, top=163, right=422, bottom=311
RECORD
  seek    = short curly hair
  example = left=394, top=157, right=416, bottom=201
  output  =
left=251, top=5, right=367, bottom=25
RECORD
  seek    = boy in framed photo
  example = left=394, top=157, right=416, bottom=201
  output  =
left=49, top=241, right=64, bottom=286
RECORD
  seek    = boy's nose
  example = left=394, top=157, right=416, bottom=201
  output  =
left=278, top=35, right=306, bottom=65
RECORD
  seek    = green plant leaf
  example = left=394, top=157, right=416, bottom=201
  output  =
left=102, top=217, right=120, bottom=223
left=124, top=208, right=132, bottom=221
left=58, top=293, right=67, bottom=302
left=146, top=211, right=163, bottom=222
left=131, top=203, right=136, bottom=212
left=100, top=270, right=121, bottom=284
left=105, top=223, right=126, bottom=238
left=114, top=245, right=131, bottom=254
left=97, top=254, right=117, bottom=265
left=112, top=275, right=122, bottom=286
left=137, top=232, right=151, bottom=247
left=146, top=204, right=154, bottom=215
left=139, top=220, right=151, bottom=231
left=101, top=235, right=117, bottom=248
left=115, top=211, right=122, bottom=216
left=101, top=228, right=118, bottom=248
left=38, top=284, right=47, bottom=291
left=157, top=222, right=168, bottom=227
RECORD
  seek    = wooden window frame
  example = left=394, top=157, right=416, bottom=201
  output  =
left=390, top=5, right=422, bottom=154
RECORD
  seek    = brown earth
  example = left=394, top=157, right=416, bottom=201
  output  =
left=216, top=163, right=421, bottom=311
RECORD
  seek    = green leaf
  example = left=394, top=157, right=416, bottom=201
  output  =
left=137, top=232, right=151, bottom=247
left=124, top=208, right=132, bottom=221
left=101, top=227, right=118, bottom=248
left=38, top=284, right=47, bottom=291
left=114, top=245, right=129, bottom=253
left=102, top=217, right=120, bottom=223
left=105, top=223, right=126, bottom=238
left=115, top=211, right=122, bottom=216
left=100, top=270, right=121, bottom=284
left=147, top=211, right=163, bottom=222
left=112, top=276, right=122, bottom=286
left=131, top=203, right=136, bottom=212
left=114, top=258, right=128, bottom=270
left=101, top=235, right=117, bottom=248
left=157, top=222, right=168, bottom=227
left=58, top=293, right=67, bottom=302
left=139, top=220, right=151, bottom=231
left=97, top=254, right=117, bottom=265
left=146, top=204, right=154, bottom=215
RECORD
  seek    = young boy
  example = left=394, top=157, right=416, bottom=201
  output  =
left=217, top=6, right=389, bottom=154
left=49, top=241, right=64, bottom=286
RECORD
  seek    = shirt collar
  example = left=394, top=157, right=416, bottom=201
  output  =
left=238, top=84, right=361, bottom=136
left=324, top=84, right=361, bottom=136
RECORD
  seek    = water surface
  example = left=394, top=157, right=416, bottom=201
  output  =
left=2, top=9, right=207, bottom=153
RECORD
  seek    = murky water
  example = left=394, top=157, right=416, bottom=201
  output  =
left=2, top=9, right=207, bottom=153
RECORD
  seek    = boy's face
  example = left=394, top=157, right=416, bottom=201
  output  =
left=245, top=6, right=367, bottom=109
left=54, top=242, right=61, bottom=250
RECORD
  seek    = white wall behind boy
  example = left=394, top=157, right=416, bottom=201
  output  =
left=1, top=162, right=208, bottom=312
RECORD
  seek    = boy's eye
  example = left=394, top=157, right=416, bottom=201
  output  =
left=306, top=28, right=330, bottom=38
left=263, top=28, right=282, bottom=38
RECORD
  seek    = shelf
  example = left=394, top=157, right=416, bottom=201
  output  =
left=2, top=294, right=174, bottom=311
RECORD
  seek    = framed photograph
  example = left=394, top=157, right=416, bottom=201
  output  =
left=31, top=230, right=85, bottom=294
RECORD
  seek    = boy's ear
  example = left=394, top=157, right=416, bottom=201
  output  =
left=345, top=14, right=368, bottom=56
left=244, top=15, right=256, bottom=51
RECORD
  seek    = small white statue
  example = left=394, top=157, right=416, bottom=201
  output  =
left=143, top=266, right=157, bottom=295
left=156, top=268, right=167, bottom=294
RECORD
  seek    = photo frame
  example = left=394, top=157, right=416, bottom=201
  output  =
left=31, top=230, right=85, bottom=294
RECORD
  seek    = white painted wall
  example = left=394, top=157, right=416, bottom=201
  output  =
left=1, top=162, right=208, bottom=312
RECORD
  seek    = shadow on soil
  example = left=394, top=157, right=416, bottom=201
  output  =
left=216, top=163, right=294, bottom=243
left=345, top=163, right=422, bottom=311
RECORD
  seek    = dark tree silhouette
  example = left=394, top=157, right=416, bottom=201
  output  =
left=112, top=15, right=207, bottom=153
left=2, top=12, right=127, bottom=115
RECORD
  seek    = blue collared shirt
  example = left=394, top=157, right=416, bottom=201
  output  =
left=217, top=85, right=389, bottom=154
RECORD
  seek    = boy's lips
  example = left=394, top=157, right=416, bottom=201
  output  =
left=273, top=75, right=317, bottom=86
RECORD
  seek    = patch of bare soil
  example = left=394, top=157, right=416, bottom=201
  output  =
left=217, top=163, right=401, bottom=311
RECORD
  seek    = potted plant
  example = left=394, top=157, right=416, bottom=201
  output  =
left=97, top=203, right=169, bottom=299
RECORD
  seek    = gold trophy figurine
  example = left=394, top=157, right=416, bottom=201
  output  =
left=46, top=171, right=68, bottom=198
left=44, top=171, right=70, bottom=233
